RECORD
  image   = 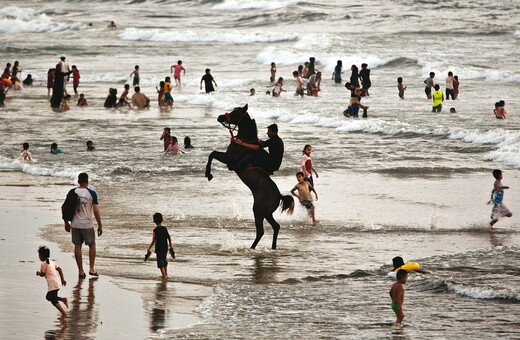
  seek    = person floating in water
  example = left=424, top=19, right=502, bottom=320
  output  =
left=389, top=269, right=408, bottom=327
left=488, top=169, right=512, bottom=227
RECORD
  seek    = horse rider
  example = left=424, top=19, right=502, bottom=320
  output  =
left=233, top=123, right=284, bottom=175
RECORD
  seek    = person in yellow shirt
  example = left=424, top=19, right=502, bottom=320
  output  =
left=164, top=77, right=174, bottom=108
left=432, top=84, right=444, bottom=112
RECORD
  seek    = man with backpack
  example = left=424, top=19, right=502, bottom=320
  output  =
left=62, top=173, right=103, bottom=279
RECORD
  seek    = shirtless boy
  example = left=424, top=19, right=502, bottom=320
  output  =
left=389, top=269, right=408, bottom=326
left=291, top=171, right=319, bottom=225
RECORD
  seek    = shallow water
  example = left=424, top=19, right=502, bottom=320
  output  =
left=2, top=0, right=520, bottom=338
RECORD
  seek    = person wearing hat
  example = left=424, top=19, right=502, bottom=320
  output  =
left=200, top=68, right=217, bottom=93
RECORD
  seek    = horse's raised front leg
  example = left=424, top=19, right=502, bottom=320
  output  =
left=205, top=150, right=228, bottom=181
left=265, top=214, right=280, bottom=250
left=251, top=210, right=265, bottom=249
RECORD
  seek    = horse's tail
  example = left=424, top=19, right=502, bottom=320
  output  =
left=280, top=195, right=294, bottom=215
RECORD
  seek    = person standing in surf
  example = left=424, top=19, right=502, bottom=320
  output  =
left=389, top=269, right=408, bottom=326
left=200, top=68, right=217, bottom=93
left=488, top=169, right=513, bottom=227
left=424, top=72, right=435, bottom=99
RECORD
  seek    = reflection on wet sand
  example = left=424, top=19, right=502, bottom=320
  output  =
left=251, top=255, right=279, bottom=284
left=45, top=278, right=99, bottom=339
left=149, top=281, right=168, bottom=334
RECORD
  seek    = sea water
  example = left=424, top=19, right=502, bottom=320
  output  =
left=1, top=0, right=520, bottom=338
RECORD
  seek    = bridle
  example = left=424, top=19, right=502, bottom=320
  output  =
left=220, top=109, right=248, bottom=141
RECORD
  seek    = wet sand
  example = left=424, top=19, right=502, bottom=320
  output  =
left=0, top=171, right=200, bottom=339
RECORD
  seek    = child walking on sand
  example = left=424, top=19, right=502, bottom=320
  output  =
left=145, top=213, right=175, bottom=279
left=488, top=169, right=513, bottom=226
left=389, top=269, right=408, bottom=326
left=36, top=246, right=68, bottom=319
left=291, top=171, right=319, bottom=225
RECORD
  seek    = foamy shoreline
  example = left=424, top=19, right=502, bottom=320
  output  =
left=0, top=171, right=201, bottom=338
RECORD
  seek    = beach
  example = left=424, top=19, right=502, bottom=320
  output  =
left=1, top=0, right=520, bottom=338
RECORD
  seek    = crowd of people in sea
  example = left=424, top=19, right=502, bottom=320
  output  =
left=0, top=52, right=510, bottom=120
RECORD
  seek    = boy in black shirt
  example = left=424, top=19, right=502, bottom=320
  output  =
left=145, top=213, right=174, bottom=279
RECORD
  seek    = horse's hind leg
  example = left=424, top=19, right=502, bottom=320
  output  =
left=265, top=214, right=280, bottom=250
left=251, top=212, right=265, bottom=249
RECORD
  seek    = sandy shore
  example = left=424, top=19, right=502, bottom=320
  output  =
left=0, top=171, right=201, bottom=339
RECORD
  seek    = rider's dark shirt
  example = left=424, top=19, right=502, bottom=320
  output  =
left=260, top=135, right=284, bottom=171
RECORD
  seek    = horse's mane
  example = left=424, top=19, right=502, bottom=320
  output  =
left=237, top=115, right=258, bottom=144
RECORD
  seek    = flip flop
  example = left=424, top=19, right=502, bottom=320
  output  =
left=88, top=271, right=99, bottom=277
left=78, top=273, right=86, bottom=279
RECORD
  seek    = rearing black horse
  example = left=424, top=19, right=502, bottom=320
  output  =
left=205, top=104, right=294, bottom=249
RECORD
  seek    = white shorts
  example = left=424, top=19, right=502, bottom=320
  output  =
left=491, top=203, right=511, bottom=220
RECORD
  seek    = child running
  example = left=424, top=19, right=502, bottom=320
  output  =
left=389, top=269, right=408, bottom=327
left=145, top=213, right=175, bottom=280
left=488, top=169, right=513, bottom=227
left=36, top=246, right=68, bottom=319
left=291, top=171, right=319, bottom=225
left=171, top=60, right=186, bottom=88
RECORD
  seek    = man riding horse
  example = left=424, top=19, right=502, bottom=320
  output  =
left=232, top=123, right=283, bottom=175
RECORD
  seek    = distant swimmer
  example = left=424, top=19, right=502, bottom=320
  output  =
left=104, top=88, right=117, bottom=108
left=293, top=71, right=304, bottom=98
left=424, top=72, right=435, bottom=99
left=349, top=64, right=360, bottom=88
left=22, top=74, right=33, bottom=86
left=488, top=169, right=512, bottom=227
left=116, top=84, right=132, bottom=108
left=86, top=140, right=95, bottom=151
left=332, top=60, right=342, bottom=84
left=359, top=63, right=371, bottom=96
left=131, top=86, right=150, bottom=109
left=77, top=93, right=88, bottom=106
left=453, top=75, right=460, bottom=99
left=129, top=65, right=140, bottom=86
left=344, top=82, right=368, bottom=118
left=493, top=100, right=507, bottom=119
left=389, top=269, right=408, bottom=327
left=108, top=20, right=116, bottom=28
left=270, top=62, right=276, bottom=83
left=50, top=143, right=62, bottom=155
left=271, top=77, right=286, bottom=97
left=71, top=65, right=80, bottom=96
left=250, top=88, right=255, bottom=96
left=19, top=142, right=32, bottom=161
left=445, top=71, right=455, bottom=100
left=397, top=77, right=407, bottom=99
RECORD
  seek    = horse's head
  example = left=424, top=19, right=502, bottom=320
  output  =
left=217, top=104, right=249, bottom=128
left=217, top=104, right=258, bottom=142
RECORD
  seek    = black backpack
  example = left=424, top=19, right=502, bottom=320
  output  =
left=61, top=188, right=79, bottom=222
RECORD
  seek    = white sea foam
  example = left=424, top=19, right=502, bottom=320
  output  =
left=448, top=283, right=520, bottom=301
left=212, top=0, right=298, bottom=11
left=0, top=6, right=85, bottom=33
left=119, top=28, right=299, bottom=44
left=256, top=46, right=392, bottom=72
left=0, top=158, right=80, bottom=179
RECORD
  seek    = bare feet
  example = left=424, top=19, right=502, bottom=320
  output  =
left=313, top=220, right=320, bottom=225
left=490, top=219, right=498, bottom=227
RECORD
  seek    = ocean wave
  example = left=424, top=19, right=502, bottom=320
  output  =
left=0, top=158, right=80, bottom=179
left=448, top=282, right=520, bottom=301
left=0, top=6, right=85, bottom=34
left=212, top=0, right=298, bottom=11
left=118, top=27, right=299, bottom=44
